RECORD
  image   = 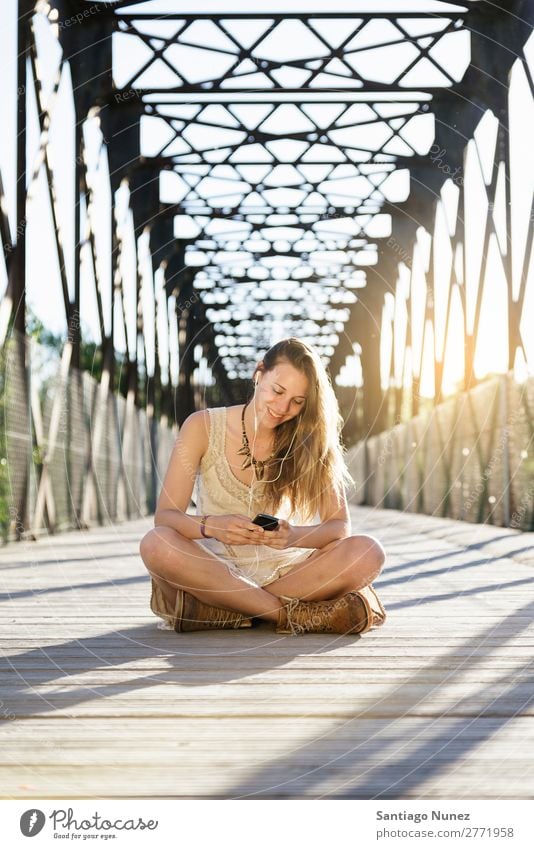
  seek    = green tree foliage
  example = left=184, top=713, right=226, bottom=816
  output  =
left=26, top=308, right=131, bottom=399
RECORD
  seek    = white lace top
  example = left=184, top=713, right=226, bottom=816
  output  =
left=194, top=406, right=312, bottom=586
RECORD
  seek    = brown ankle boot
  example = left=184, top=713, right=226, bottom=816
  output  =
left=175, top=590, right=253, bottom=632
left=276, top=586, right=385, bottom=635
left=150, top=580, right=252, bottom=632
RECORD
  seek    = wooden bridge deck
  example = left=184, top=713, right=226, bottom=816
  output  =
left=0, top=507, right=533, bottom=799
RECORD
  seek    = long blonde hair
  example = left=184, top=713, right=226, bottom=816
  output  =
left=251, top=338, right=353, bottom=522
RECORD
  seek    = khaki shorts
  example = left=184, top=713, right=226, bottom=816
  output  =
left=196, top=536, right=315, bottom=588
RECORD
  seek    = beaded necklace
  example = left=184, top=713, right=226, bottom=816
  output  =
left=237, top=402, right=276, bottom=480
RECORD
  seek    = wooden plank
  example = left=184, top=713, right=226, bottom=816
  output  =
left=0, top=766, right=532, bottom=799
left=2, top=669, right=533, bottom=684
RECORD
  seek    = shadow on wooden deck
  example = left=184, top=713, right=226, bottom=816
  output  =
left=0, top=507, right=533, bottom=798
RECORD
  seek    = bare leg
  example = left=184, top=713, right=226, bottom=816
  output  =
left=263, top=535, right=385, bottom=601
left=140, top=526, right=282, bottom=624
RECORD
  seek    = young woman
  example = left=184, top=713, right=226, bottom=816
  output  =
left=139, top=337, right=386, bottom=635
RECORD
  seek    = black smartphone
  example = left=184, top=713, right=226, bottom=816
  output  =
left=252, top=513, right=279, bottom=531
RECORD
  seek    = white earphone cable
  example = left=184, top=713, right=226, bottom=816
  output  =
left=247, top=377, right=302, bottom=575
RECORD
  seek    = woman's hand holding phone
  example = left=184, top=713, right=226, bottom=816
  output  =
left=205, top=513, right=265, bottom=545
left=261, top=518, right=295, bottom=550
left=203, top=513, right=294, bottom=548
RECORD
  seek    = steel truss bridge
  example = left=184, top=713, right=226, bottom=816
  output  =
left=1, top=0, right=533, bottom=539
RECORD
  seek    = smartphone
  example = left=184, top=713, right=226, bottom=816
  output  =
left=252, top=513, right=279, bottom=531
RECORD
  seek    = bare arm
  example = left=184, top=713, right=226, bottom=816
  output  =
left=153, top=410, right=210, bottom=540
left=153, top=410, right=266, bottom=545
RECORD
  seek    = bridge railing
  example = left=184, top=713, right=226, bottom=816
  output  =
left=0, top=332, right=176, bottom=542
left=346, top=374, right=534, bottom=531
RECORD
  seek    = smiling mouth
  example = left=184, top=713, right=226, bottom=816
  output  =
left=267, top=407, right=284, bottom=420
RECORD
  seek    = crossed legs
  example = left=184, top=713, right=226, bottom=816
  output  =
left=139, top=527, right=385, bottom=625
left=262, top=535, right=385, bottom=601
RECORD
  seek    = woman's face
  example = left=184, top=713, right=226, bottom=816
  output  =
left=254, top=360, right=309, bottom=428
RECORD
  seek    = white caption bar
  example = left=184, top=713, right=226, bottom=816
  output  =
left=1, top=799, right=532, bottom=849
